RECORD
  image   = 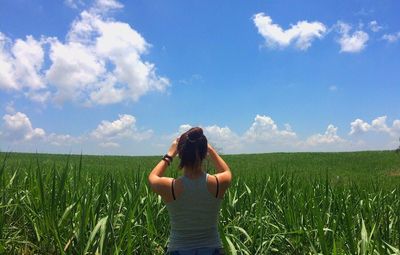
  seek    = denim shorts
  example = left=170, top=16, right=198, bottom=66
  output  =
left=166, top=247, right=224, bottom=255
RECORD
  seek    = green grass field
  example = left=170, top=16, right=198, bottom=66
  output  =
left=0, top=151, right=399, bottom=254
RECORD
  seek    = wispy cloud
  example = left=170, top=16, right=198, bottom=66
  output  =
left=64, top=0, right=85, bottom=9
left=178, top=74, right=203, bottom=85
left=368, top=20, right=383, bottom=32
left=382, top=32, right=400, bottom=43
left=336, top=21, right=369, bottom=53
left=329, top=85, right=338, bottom=92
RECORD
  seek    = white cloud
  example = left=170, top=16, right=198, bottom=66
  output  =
left=88, top=75, right=124, bottom=105
left=166, top=124, right=241, bottom=152
left=172, top=116, right=350, bottom=153
left=12, top=36, right=45, bottom=90
left=204, top=125, right=241, bottom=151
left=0, top=33, right=45, bottom=91
left=392, top=120, right=400, bottom=137
left=336, top=21, right=369, bottom=53
left=178, top=124, right=192, bottom=134
left=244, top=114, right=297, bottom=142
left=382, top=32, right=400, bottom=43
left=91, top=114, right=135, bottom=139
left=2, top=112, right=46, bottom=141
left=349, top=119, right=371, bottom=135
left=25, top=90, right=52, bottom=104
left=253, top=13, right=326, bottom=50
left=48, top=9, right=169, bottom=105
left=90, top=114, right=153, bottom=142
left=368, top=21, right=383, bottom=32
left=162, top=124, right=192, bottom=144
left=204, top=125, right=237, bottom=140
left=45, top=38, right=106, bottom=104
left=0, top=33, right=18, bottom=90
left=0, top=111, right=156, bottom=151
left=65, top=0, right=123, bottom=12
left=2, top=111, right=399, bottom=154
left=349, top=116, right=400, bottom=137
left=305, top=124, right=345, bottom=146
left=47, top=133, right=81, bottom=146
left=371, top=116, right=391, bottom=133
left=0, top=0, right=169, bottom=106
left=1, top=111, right=80, bottom=146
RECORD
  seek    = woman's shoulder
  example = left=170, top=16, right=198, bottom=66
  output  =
left=206, top=173, right=230, bottom=199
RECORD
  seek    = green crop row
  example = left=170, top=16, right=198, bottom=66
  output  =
left=0, top=151, right=399, bottom=254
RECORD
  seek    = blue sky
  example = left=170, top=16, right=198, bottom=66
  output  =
left=0, top=0, right=399, bottom=155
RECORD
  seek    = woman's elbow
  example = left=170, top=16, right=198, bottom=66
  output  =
left=148, top=174, right=155, bottom=187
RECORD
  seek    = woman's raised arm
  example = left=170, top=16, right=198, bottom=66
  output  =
left=207, top=144, right=232, bottom=186
left=148, top=139, right=178, bottom=194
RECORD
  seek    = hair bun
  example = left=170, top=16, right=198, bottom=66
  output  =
left=187, top=127, right=204, bottom=141
left=177, top=126, right=208, bottom=169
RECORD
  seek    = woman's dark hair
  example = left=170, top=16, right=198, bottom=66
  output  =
left=177, top=127, right=207, bottom=170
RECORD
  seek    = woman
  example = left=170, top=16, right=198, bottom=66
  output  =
left=148, top=127, right=232, bottom=255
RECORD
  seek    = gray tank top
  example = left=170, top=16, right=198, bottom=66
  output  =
left=165, top=172, right=223, bottom=251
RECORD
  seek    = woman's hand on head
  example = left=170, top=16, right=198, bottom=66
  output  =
left=167, top=138, right=179, bottom=157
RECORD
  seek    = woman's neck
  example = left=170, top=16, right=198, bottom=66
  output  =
left=183, top=166, right=204, bottom=179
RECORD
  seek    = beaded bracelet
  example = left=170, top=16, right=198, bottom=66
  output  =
left=162, top=154, right=173, bottom=166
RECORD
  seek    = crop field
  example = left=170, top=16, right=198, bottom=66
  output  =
left=0, top=151, right=400, bottom=254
